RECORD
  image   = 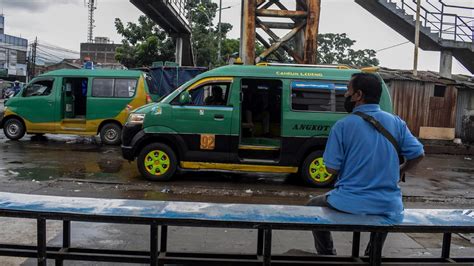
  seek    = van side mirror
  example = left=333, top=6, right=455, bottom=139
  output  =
left=179, top=91, right=192, bottom=105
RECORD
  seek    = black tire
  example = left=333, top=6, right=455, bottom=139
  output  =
left=300, top=150, right=336, bottom=188
left=3, top=118, right=26, bottom=140
left=100, top=123, right=122, bottom=145
left=137, top=143, right=177, bottom=181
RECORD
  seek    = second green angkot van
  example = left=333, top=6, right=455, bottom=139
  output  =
left=2, top=69, right=158, bottom=145
left=121, top=63, right=393, bottom=187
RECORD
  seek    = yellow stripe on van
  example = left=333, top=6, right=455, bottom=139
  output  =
left=186, top=77, right=233, bottom=92
left=180, top=161, right=298, bottom=173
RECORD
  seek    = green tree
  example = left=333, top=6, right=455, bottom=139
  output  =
left=115, top=1, right=235, bottom=68
left=317, top=33, right=379, bottom=66
left=186, top=0, right=234, bottom=66
left=114, top=16, right=175, bottom=68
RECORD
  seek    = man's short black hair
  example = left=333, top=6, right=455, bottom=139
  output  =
left=351, top=73, right=382, bottom=104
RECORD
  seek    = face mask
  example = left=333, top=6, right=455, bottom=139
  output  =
left=344, top=95, right=356, bottom=113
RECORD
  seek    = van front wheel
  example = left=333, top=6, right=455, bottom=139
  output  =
left=3, top=118, right=26, bottom=140
left=100, top=123, right=122, bottom=145
left=137, top=143, right=177, bottom=181
left=301, top=151, right=335, bottom=187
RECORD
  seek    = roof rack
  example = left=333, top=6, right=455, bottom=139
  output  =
left=360, top=66, right=380, bottom=73
left=256, top=62, right=352, bottom=69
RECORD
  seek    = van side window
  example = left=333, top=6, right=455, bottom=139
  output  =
left=23, top=80, right=54, bottom=97
left=92, top=78, right=137, bottom=98
left=291, top=81, right=347, bottom=112
left=92, top=79, right=114, bottom=97
left=173, top=82, right=231, bottom=106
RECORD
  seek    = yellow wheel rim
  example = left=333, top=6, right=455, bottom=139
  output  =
left=144, top=150, right=170, bottom=176
left=309, top=157, right=332, bottom=182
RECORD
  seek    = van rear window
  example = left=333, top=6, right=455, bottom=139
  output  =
left=92, top=78, right=137, bottom=98
left=115, top=79, right=137, bottom=97
left=291, top=81, right=347, bottom=112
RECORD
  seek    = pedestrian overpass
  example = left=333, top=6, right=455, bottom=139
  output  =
left=355, top=0, right=473, bottom=76
left=130, top=0, right=473, bottom=76
left=130, top=0, right=194, bottom=66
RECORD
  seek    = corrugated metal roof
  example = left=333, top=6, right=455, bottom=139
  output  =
left=378, top=67, right=474, bottom=89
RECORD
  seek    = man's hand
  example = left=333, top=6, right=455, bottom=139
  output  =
left=400, top=154, right=425, bottom=180
left=326, top=167, right=339, bottom=176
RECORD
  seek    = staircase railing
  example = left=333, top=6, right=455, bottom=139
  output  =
left=167, top=0, right=190, bottom=25
left=388, top=0, right=473, bottom=43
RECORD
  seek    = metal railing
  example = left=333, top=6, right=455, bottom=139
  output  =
left=167, top=0, right=190, bottom=25
left=1, top=192, right=473, bottom=266
left=388, top=0, right=473, bottom=42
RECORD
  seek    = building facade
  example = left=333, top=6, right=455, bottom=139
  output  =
left=0, top=15, right=28, bottom=82
left=80, top=37, right=122, bottom=69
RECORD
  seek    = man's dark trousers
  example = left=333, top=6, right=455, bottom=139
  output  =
left=307, top=194, right=388, bottom=255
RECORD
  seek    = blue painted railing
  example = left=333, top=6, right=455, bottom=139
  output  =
left=0, top=192, right=473, bottom=265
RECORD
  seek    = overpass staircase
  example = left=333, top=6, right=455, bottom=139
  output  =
left=355, top=0, right=474, bottom=73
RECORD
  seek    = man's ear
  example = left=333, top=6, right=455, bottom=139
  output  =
left=354, top=90, right=364, bottom=101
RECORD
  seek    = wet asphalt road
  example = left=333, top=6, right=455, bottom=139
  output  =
left=0, top=131, right=473, bottom=207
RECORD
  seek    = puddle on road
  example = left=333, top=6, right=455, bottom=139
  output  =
left=0, top=135, right=139, bottom=182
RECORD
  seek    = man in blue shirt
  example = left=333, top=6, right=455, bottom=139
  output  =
left=308, top=73, right=424, bottom=255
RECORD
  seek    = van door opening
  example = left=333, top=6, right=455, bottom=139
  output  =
left=63, top=78, right=87, bottom=119
left=239, top=79, right=282, bottom=161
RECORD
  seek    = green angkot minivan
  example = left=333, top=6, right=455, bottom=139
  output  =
left=121, top=63, right=393, bottom=187
left=2, top=69, right=158, bottom=145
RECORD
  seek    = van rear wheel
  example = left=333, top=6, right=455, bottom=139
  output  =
left=3, top=118, right=25, bottom=141
left=301, top=151, right=335, bottom=187
left=137, top=143, right=177, bottom=181
left=100, top=123, right=122, bottom=145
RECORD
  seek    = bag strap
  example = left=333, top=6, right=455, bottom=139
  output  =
left=353, top=111, right=406, bottom=182
left=353, top=111, right=400, bottom=153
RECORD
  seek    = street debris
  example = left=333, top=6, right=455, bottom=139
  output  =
left=8, top=170, right=19, bottom=176
left=161, top=188, right=171, bottom=193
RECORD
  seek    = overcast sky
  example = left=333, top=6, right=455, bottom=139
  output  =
left=0, top=0, right=472, bottom=75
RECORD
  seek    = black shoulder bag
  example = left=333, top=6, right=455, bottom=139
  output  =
left=353, top=111, right=406, bottom=182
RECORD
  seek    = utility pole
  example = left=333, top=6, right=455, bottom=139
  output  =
left=413, top=0, right=421, bottom=76
left=30, top=37, right=37, bottom=80
left=217, top=0, right=222, bottom=64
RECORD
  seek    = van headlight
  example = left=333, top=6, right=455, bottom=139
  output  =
left=127, top=113, right=145, bottom=125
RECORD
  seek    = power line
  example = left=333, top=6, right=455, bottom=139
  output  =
left=36, top=47, right=64, bottom=60
left=37, top=46, right=78, bottom=59
left=376, top=41, right=411, bottom=52
left=37, top=42, right=79, bottom=55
